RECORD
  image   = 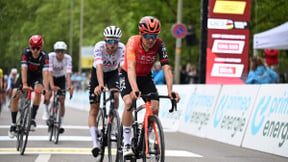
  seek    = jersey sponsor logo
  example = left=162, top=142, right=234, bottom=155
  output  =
left=29, top=64, right=39, bottom=71
left=137, top=55, right=157, bottom=64
left=103, top=60, right=117, bottom=66
left=22, top=55, right=28, bottom=61
left=45, top=59, right=49, bottom=65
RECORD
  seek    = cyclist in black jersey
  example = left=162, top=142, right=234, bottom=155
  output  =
left=8, top=35, right=49, bottom=138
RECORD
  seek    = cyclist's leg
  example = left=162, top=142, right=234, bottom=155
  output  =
left=88, top=67, right=101, bottom=157
left=43, top=90, right=52, bottom=120
left=119, top=70, right=134, bottom=156
left=30, top=81, right=43, bottom=130
left=9, top=88, right=21, bottom=138
left=106, top=70, right=120, bottom=109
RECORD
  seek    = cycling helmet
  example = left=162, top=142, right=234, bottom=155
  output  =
left=29, top=35, right=44, bottom=49
left=138, top=16, right=161, bottom=34
left=103, top=26, right=122, bottom=38
left=54, top=41, right=67, bottom=50
left=11, top=68, right=17, bottom=74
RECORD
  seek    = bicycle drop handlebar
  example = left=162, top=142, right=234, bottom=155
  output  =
left=128, top=91, right=177, bottom=113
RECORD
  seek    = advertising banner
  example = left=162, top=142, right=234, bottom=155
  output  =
left=206, top=0, right=251, bottom=84
left=81, top=46, right=94, bottom=69
left=178, top=85, right=222, bottom=137
left=206, top=85, right=260, bottom=146
left=242, top=85, right=288, bottom=157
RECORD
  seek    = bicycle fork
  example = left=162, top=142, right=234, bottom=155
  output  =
left=143, top=102, right=162, bottom=155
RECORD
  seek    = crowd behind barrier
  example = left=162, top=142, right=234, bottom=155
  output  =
left=65, top=84, right=288, bottom=158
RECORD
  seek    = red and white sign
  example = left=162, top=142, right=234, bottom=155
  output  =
left=211, top=63, right=244, bottom=77
left=212, top=40, right=244, bottom=54
left=206, top=0, right=250, bottom=84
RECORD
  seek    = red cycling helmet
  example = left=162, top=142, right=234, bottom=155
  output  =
left=29, top=35, right=44, bottom=49
left=138, top=16, right=161, bottom=34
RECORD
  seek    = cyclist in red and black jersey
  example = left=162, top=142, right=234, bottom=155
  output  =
left=8, top=35, right=49, bottom=138
left=119, top=16, right=180, bottom=157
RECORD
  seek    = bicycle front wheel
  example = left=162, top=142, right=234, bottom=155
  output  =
left=53, top=103, right=61, bottom=144
left=48, top=104, right=54, bottom=142
left=142, top=115, right=165, bottom=162
left=96, top=108, right=105, bottom=161
left=19, top=105, right=32, bottom=155
left=107, top=109, right=122, bottom=162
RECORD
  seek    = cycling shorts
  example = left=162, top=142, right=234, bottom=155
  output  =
left=119, top=69, right=158, bottom=101
left=89, top=67, right=119, bottom=104
left=49, top=76, right=66, bottom=96
left=15, top=74, right=43, bottom=88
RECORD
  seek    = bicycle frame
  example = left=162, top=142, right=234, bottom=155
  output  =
left=128, top=92, right=177, bottom=160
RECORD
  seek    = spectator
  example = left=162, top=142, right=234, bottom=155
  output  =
left=262, top=49, right=279, bottom=72
left=152, top=61, right=165, bottom=85
left=246, top=56, right=278, bottom=84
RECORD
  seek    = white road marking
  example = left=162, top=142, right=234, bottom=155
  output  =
left=0, top=147, right=203, bottom=157
left=0, top=125, right=176, bottom=132
left=35, top=154, right=51, bottom=162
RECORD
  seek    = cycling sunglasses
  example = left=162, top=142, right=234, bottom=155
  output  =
left=105, top=39, right=119, bottom=44
left=31, top=46, right=40, bottom=51
left=55, top=49, right=65, bottom=53
left=143, top=33, right=158, bottom=40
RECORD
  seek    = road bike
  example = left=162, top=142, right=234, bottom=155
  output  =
left=96, top=88, right=122, bottom=162
left=14, top=87, right=43, bottom=155
left=122, top=92, right=177, bottom=162
left=47, top=90, right=71, bottom=144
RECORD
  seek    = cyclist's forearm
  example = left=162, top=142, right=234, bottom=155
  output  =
left=163, top=65, right=173, bottom=93
left=48, top=71, right=55, bottom=87
left=96, top=64, right=104, bottom=87
left=21, top=67, right=28, bottom=86
left=127, top=61, right=138, bottom=91
left=66, top=73, right=72, bottom=89
left=43, top=70, right=49, bottom=90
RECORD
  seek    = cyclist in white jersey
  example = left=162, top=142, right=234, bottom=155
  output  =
left=43, top=41, right=73, bottom=134
left=88, top=26, right=125, bottom=157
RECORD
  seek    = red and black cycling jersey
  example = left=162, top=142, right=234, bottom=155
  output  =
left=21, top=48, right=49, bottom=76
left=122, top=35, right=169, bottom=76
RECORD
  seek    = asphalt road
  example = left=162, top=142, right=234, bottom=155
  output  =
left=0, top=104, right=287, bottom=162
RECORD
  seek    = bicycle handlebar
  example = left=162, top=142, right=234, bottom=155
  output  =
left=13, top=86, right=45, bottom=99
left=128, top=91, right=177, bottom=113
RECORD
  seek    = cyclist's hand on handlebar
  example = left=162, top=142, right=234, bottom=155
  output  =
left=130, top=90, right=141, bottom=100
left=22, top=85, right=32, bottom=92
left=67, top=87, right=73, bottom=98
left=94, top=85, right=104, bottom=96
left=169, top=92, right=180, bottom=103
left=52, top=86, right=60, bottom=91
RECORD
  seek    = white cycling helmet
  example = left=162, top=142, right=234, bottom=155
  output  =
left=103, top=26, right=122, bottom=38
left=54, top=41, right=67, bottom=50
left=11, top=68, right=17, bottom=74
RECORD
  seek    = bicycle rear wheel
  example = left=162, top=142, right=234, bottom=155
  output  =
left=96, top=108, right=105, bottom=161
left=53, top=103, right=61, bottom=144
left=19, top=104, right=32, bottom=155
left=142, top=115, right=165, bottom=162
left=107, top=109, right=122, bottom=162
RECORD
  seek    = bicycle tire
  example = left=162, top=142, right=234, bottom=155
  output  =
left=107, top=109, right=122, bottom=162
left=96, top=108, right=105, bottom=162
left=54, top=103, right=61, bottom=144
left=20, top=102, right=32, bottom=155
left=48, top=104, right=54, bottom=142
left=142, top=115, right=165, bottom=162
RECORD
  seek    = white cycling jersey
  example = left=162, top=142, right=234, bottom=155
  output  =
left=93, top=41, right=125, bottom=72
left=48, top=52, right=72, bottom=77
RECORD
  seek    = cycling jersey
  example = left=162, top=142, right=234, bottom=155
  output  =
left=93, top=41, right=125, bottom=72
left=122, top=35, right=169, bottom=76
left=21, top=48, right=49, bottom=77
left=48, top=52, right=72, bottom=77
